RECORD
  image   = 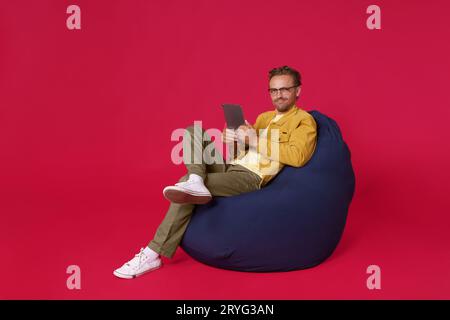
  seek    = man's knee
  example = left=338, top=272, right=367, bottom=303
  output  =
left=184, top=124, right=209, bottom=149
left=185, top=124, right=205, bottom=134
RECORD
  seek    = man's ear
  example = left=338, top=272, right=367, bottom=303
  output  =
left=296, top=86, right=301, bottom=99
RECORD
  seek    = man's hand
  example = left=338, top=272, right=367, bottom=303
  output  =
left=221, top=127, right=238, bottom=144
left=236, top=120, right=257, bottom=148
left=237, top=120, right=253, bottom=131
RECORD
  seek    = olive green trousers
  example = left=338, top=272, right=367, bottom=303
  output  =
left=148, top=125, right=262, bottom=258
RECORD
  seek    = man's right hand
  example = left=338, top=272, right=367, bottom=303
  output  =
left=221, top=128, right=238, bottom=144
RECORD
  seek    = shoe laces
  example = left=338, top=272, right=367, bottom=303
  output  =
left=126, top=248, right=147, bottom=270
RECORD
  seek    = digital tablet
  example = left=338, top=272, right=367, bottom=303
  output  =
left=222, top=104, right=245, bottom=129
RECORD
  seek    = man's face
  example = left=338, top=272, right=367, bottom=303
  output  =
left=269, top=75, right=300, bottom=113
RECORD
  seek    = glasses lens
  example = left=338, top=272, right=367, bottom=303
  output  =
left=269, top=87, right=294, bottom=96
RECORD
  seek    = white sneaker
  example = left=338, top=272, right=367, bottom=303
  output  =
left=113, top=248, right=162, bottom=279
left=163, top=179, right=212, bottom=204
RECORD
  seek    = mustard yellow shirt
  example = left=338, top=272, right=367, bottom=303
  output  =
left=230, top=114, right=284, bottom=179
left=231, top=105, right=317, bottom=188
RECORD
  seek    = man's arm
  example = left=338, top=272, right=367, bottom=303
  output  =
left=222, top=127, right=248, bottom=160
left=278, top=117, right=317, bottom=167
left=236, top=119, right=258, bottom=149
left=257, top=116, right=318, bottom=167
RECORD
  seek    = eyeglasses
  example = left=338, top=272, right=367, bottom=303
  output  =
left=268, top=85, right=298, bottom=96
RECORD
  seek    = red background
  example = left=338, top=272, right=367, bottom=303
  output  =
left=1, top=0, right=449, bottom=299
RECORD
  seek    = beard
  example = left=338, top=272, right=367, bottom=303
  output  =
left=274, top=98, right=292, bottom=112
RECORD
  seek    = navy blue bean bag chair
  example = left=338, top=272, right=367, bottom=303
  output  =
left=180, top=110, right=355, bottom=272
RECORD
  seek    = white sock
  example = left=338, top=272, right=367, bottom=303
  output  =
left=143, top=246, right=159, bottom=260
left=188, top=173, right=204, bottom=183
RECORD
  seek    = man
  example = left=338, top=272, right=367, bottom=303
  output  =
left=113, top=66, right=317, bottom=279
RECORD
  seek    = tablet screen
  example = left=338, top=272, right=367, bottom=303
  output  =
left=222, top=104, right=245, bottom=129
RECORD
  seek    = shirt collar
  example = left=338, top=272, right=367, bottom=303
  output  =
left=269, top=104, right=298, bottom=124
